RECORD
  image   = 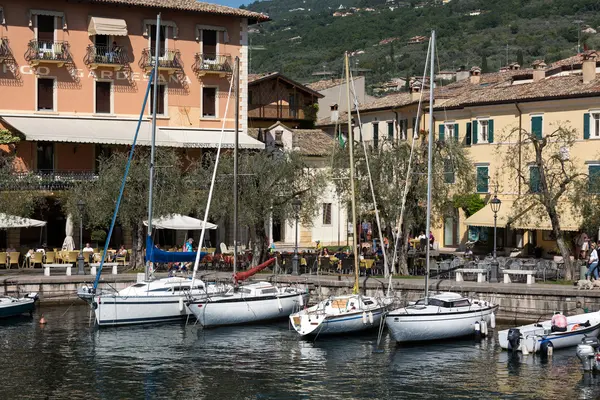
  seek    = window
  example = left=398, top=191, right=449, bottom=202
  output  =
left=399, top=119, right=408, bottom=140
left=150, top=84, right=166, bottom=115
left=589, top=165, right=600, bottom=193
left=95, top=81, right=112, bottom=114
left=531, top=115, right=543, bottom=139
left=36, top=142, right=54, bottom=171
left=37, top=78, right=54, bottom=111
left=473, top=119, right=494, bottom=144
left=202, top=87, right=217, bottom=118
left=589, top=113, right=600, bottom=139
left=439, top=122, right=457, bottom=141
left=37, top=15, right=55, bottom=43
left=529, top=166, right=541, bottom=193
left=444, top=159, right=455, bottom=184
left=95, top=34, right=109, bottom=48
left=372, top=122, right=379, bottom=148
left=150, top=25, right=166, bottom=57
left=322, top=203, right=332, bottom=225
left=248, top=91, right=253, bottom=105
left=478, top=120, right=489, bottom=142
left=476, top=166, right=489, bottom=193
left=387, top=121, right=394, bottom=141
left=202, top=29, right=217, bottom=58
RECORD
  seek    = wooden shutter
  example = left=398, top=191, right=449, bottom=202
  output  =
left=589, top=165, right=600, bottom=193
left=584, top=113, right=590, bottom=139
left=530, top=166, right=541, bottom=193
left=472, top=121, right=478, bottom=144
left=531, top=116, right=543, bottom=139
left=466, top=122, right=472, bottom=145
left=488, top=119, right=494, bottom=143
left=476, top=166, right=489, bottom=193
left=439, top=124, right=445, bottom=141
left=454, top=123, right=459, bottom=141
left=388, top=121, right=394, bottom=141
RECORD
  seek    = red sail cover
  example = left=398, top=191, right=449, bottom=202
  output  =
left=234, top=258, right=276, bottom=283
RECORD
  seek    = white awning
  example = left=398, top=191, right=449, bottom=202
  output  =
left=1, top=116, right=265, bottom=149
left=143, top=214, right=217, bottom=230
left=0, top=213, right=46, bottom=229
left=88, top=17, right=128, bottom=37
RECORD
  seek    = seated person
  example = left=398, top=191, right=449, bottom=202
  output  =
left=550, top=311, right=568, bottom=333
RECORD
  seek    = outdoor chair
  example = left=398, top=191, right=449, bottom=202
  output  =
left=65, top=251, right=79, bottom=264
left=0, top=252, right=7, bottom=268
left=83, top=251, right=94, bottom=263
left=116, top=251, right=128, bottom=266
left=45, top=252, right=56, bottom=264
left=8, top=252, right=19, bottom=269
left=31, top=252, right=43, bottom=268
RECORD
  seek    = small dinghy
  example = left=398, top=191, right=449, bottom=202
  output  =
left=0, top=293, right=38, bottom=318
left=498, top=311, right=600, bottom=353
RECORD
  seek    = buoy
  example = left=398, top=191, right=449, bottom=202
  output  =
left=368, top=311, right=374, bottom=324
left=39, top=315, right=47, bottom=325
left=521, top=342, right=530, bottom=355
left=490, top=312, right=496, bottom=329
left=277, top=297, right=283, bottom=312
left=474, top=321, right=481, bottom=339
left=179, top=298, right=184, bottom=312
left=362, top=312, right=368, bottom=324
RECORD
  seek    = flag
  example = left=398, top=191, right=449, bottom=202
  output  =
left=338, top=133, right=346, bottom=148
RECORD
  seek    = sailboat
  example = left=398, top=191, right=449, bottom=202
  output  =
left=77, top=15, right=230, bottom=326
left=289, top=52, right=391, bottom=338
left=385, top=31, right=498, bottom=343
left=185, top=56, right=308, bottom=328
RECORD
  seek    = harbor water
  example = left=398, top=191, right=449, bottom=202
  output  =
left=1, top=304, right=599, bottom=399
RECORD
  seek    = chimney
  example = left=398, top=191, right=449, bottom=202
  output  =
left=531, top=60, right=547, bottom=82
left=410, top=81, right=422, bottom=101
left=456, top=66, right=469, bottom=82
left=469, top=66, right=482, bottom=84
left=509, top=62, right=520, bottom=70
left=330, top=104, right=339, bottom=123
left=582, top=50, right=598, bottom=84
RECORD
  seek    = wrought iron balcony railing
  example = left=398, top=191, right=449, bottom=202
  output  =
left=0, top=37, right=12, bottom=63
left=139, top=48, right=182, bottom=72
left=0, top=171, right=99, bottom=191
left=25, top=40, right=72, bottom=66
left=192, top=53, right=232, bottom=76
left=84, top=45, right=128, bottom=69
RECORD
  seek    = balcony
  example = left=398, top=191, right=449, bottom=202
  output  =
left=84, top=45, right=128, bottom=70
left=248, top=105, right=313, bottom=120
left=0, top=37, right=13, bottom=64
left=192, top=53, right=232, bottom=77
left=25, top=40, right=72, bottom=67
left=1, top=171, right=99, bottom=191
left=139, top=48, right=182, bottom=75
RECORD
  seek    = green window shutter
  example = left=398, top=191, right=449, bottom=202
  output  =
left=472, top=121, right=478, bottom=144
left=388, top=122, right=394, bottom=141
left=454, top=123, right=459, bottom=141
left=584, top=113, right=591, bottom=139
left=476, top=166, right=489, bottom=193
left=531, top=116, right=543, bottom=139
left=488, top=119, right=494, bottom=143
left=403, top=119, right=408, bottom=139
left=439, top=124, right=445, bottom=141
left=530, top=166, right=541, bottom=193
left=589, top=165, right=600, bottom=193
left=412, top=117, right=418, bottom=135
left=466, top=122, right=472, bottom=145
left=373, top=123, right=379, bottom=148
left=444, top=159, right=455, bottom=184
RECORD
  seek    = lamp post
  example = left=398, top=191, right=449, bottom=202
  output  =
left=489, top=195, right=502, bottom=283
left=77, top=199, right=85, bottom=275
left=292, top=197, right=302, bottom=275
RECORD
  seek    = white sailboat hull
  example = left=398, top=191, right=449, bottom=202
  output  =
left=189, top=291, right=308, bottom=327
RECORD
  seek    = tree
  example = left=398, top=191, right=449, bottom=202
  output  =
left=332, top=131, right=475, bottom=275
left=497, top=123, right=586, bottom=280
left=516, top=49, right=524, bottom=66
left=481, top=55, right=490, bottom=73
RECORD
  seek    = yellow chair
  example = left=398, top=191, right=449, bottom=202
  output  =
left=116, top=250, right=128, bottom=266
left=65, top=251, right=79, bottom=264
left=0, top=252, right=7, bottom=268
left=8, top=252, right=19, bottom=269
left=45, top=252, right=56, bottom=264
left=83, top=251, right=94, bottom=263
left=31, top=252, right=44, bottom=268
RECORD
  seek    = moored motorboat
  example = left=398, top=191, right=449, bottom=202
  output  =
left=0, top=293, right=38, bottom=318
left=498, top=311, right=600, bottom=353
left=290, top=294, right=391, bottom=337
left=386, top=292, right=498, bottom=343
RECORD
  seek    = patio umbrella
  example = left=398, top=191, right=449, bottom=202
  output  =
left=62, top=214, right=75, bottom=251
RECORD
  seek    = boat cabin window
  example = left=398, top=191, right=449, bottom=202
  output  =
left=450, top=299, right=471, bottom=307
left=239, top=288, right=252, bottom=294
left=133, top=283, right=147, bottom=288
left=363, top=300, right=374, bottom=305
left=261, top=288, right=277, bottom=295
left=416, top=298, right=451, bottom=308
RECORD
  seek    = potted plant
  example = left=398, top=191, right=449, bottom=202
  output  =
left=91, top=229, right=107, bottom=248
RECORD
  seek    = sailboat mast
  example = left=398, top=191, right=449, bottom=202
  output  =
left=233, top=56, right=240, bottom=280
left=345, top=52, right=359, bottom=294
left=424, top=30, right=435, bottom=302
left=146, top=13, right=161, bottom=282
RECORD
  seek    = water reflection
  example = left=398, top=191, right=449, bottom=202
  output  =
left=0, top=305, right=600, bottom=399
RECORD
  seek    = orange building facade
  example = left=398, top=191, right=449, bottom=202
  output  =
left=0, top=0, right=267, bottom=248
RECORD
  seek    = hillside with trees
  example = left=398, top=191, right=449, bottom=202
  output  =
left=245, top=0, right=600, bottom=93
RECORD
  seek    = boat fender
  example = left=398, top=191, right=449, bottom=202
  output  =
left=481, top=320, right=488, bottom=337
left=179, top=298, right=184, bottom=312
left=362, top=312, right=368, bottom=324
left=277, top=297, right=283, bottom=312
left=368, top=311, right=374, bottom=324
left=521, top=341, right=530, bottom=355
left=547, top=342, right=554, bottom=356
left=540, top=341, right=554, bottom=357
left=299, top=293, right=304, bottom=307
left=490, top=313, right=496, bottom=329
left=474, top=321, right=481, bottom=339
left=507, top=328, right=521, bottom=352
left=572, top=324, right=581, bottom=331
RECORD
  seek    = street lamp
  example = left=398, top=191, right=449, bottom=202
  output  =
left=292, top=196, right=302, bottom=276
left=489, top=195, right=502, bottom=283
left=77, top=199, right=85, bottom=275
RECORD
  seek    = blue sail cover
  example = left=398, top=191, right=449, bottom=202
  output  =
left=146, top=236, right=206, bottom=263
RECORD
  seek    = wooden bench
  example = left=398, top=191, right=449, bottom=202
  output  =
left=455, top=268, right=487, bottom=283
left=89, top=262, right=119, bottom=276
left=503, top=269, right=536, bottom=285
left=43, top=263, right=71, bottom=276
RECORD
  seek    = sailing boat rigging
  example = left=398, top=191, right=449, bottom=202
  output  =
left=185, top=57, right=308, bottom=328
left=289, top=52, right=390, bottom=338
left=385, top=31, right=498, bottom=342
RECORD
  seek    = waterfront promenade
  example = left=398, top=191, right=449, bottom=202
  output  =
left=1, top=268, right=597, bottom=321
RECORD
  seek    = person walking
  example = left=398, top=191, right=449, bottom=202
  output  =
left=586, top=242, right=599, bottom=280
